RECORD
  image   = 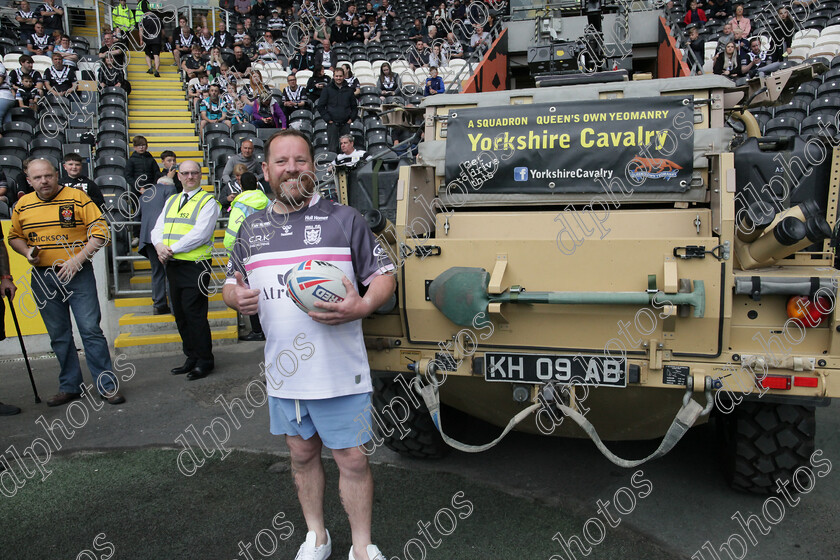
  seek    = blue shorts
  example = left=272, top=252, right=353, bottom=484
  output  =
left=268, top=392, right=373, bottom=450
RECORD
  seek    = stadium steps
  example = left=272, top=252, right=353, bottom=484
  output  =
left=69, top=4, right=108, bottom=43
left=115, top=51, right=239, bottom=357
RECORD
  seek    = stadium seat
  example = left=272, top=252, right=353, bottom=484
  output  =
left=203, top=122, right=231, bottom=147
left=7, top=107, right=36, bottom=128
left=97, top=122, right=128, bottom=144
left=774, top=99, right=809, bottom=120
left=231, top=122, right=257, bottom=136
left=100, top=94, right=128, bottom=111
left=96, top=138, right=129, bottom=159
left=214, top=152, right=236, bottom=183
left=810, top=95, right=840, bottom=114
left=801, top=113, right=838, bottom=136
left=99, top=108, right=128, bottom=127
left=313, top=131, right=329, bottom=147
left=94, top=175, right=129, bottom=215
left=289, top=109, right=313, bottom=124
left=94, top=155, right=127, bottom=178
left=208, top=135, right=236, bottom=153
left=255, top=127, right=281, bottom=140
left=0, top=137, right=29, bottom=162
left=764, top=116, right=800, bottom=136
left=2, top=121, right=34, bottom=142
left=0, top=154, right=25, bottom=187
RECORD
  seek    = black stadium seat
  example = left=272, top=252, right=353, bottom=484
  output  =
left=810, top=95, right=840, bottom=115
left=0, top=154, right=25, bottom=189
left=96, top=138, right=129, bottom=159
left=801, top=114, right=838, bottom=136
left=231, top=122, right=257, bottom=136
left=764, top=116, right=800, bottom=136
left=8, top=107, right=37, bottom=128
left=2, top=121, right=34, bottom=141
left=773, top=99, right=809, bottom=121
left=214, top=152, right=236, bottom=183
left=0, top=137, right=29, bottom=162
left=94, top=155, right=127, bottom=178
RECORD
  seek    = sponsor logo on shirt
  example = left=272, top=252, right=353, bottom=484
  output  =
left=305, top=215, right=328, bottom=221
left=281, top=224, right=293, bottom=236
left=249, top=233, right=272, bottom=248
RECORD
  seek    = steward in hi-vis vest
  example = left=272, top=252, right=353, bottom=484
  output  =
left=111, top=0, right=135, bottom=36
left=162, top=189, right=218, bottom=261
left=150, top=160, right=221, bottom=381
left=222, top=172, right=267, bottom=341
left=223, top=176, right=269, bottom=251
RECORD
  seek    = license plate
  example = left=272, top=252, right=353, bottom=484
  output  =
left=484, top=353, right=627, bottom=387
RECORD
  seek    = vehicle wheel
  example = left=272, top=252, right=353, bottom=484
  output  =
left=716, top=401, right=815, bottom=494
left=372, top=375, right=449, bottom=460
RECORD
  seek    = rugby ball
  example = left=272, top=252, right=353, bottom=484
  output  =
left=287, top=260, right=347, bottom=314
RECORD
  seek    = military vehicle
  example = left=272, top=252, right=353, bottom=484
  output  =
left=336, top=68, right=839, bottom=493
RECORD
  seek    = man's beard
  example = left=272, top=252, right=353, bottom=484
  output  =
left=272, top=173, right=315, bottom=209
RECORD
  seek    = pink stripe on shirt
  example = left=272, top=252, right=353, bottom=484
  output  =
left=244, top=254, right=352, bottom=271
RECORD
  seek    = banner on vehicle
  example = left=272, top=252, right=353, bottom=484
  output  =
left=444, top=96, right=695, bottom=194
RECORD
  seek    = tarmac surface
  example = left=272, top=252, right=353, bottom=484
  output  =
left=1, top=342, right=838, bottom=559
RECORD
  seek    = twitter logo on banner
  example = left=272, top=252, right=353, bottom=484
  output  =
left=514, top=167, right=529, bottom=181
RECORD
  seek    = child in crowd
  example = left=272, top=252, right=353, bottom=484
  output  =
left=188, top=72, right=210, bottom=112
left=15, top=73, right=40, bottom=109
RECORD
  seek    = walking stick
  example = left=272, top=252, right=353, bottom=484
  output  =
left=4, top=288, right=41, bottom=403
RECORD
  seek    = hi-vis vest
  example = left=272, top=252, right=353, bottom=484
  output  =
left=162, top=190, right=218, bottom=261
left=112, top=4, right=135, bottom=32
left=224, top=190, right=269, bottom=250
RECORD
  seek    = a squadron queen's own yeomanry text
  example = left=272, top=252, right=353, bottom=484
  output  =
left=465, top=110, right=673, bottom=153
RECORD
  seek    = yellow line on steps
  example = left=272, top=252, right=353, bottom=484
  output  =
left=119, top=309, right=236, bottom=325
left=115, top=293, right=225, bottom=307
left=114, top=325, right=238, bottom=347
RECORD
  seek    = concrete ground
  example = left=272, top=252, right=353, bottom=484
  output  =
left=0, top=342, right=838, bottom=559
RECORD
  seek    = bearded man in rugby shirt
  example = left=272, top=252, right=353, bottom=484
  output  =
left=223, top=129, right=395, bottom=560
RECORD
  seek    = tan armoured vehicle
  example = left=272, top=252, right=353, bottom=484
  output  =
left=337, top=68, right=839, bottom=492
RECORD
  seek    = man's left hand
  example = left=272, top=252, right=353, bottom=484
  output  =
left=309, top=276, right=370, bottom=325
left=56, top=258, right=80, bottom=283
left=1, top=277, right=16, bottom=301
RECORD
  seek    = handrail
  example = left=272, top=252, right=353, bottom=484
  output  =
left=108, top=216, right=230, bottom=297
left=444, top=15, right=505, bottom=93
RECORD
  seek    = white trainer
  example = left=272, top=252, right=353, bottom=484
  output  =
left=295, top=530, right=332, bottom=560
left=348, top=544, right=386, bottom=560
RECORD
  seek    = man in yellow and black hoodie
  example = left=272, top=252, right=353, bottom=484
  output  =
left=7, top=159, right=126, bottom=407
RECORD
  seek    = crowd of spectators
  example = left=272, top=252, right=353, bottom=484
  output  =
left=676, top=1, right=799, bottom=79
left=142, top=0, right=501, bottom=174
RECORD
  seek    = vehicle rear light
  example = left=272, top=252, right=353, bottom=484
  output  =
left=794, top=376, right=819, bottom=388
left=758, top=375, right=791, bottom=390
left=786, top=296, right=829, bottom=328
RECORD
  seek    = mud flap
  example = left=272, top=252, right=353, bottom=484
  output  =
left=415, top=378, right=713, bottom=467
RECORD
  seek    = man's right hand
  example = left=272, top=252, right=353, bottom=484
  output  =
left=155, top=242, right=174, bottom=263
left=231, top=271, right=260, bottom=314
left=27, top=247, right=40, bottom=266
